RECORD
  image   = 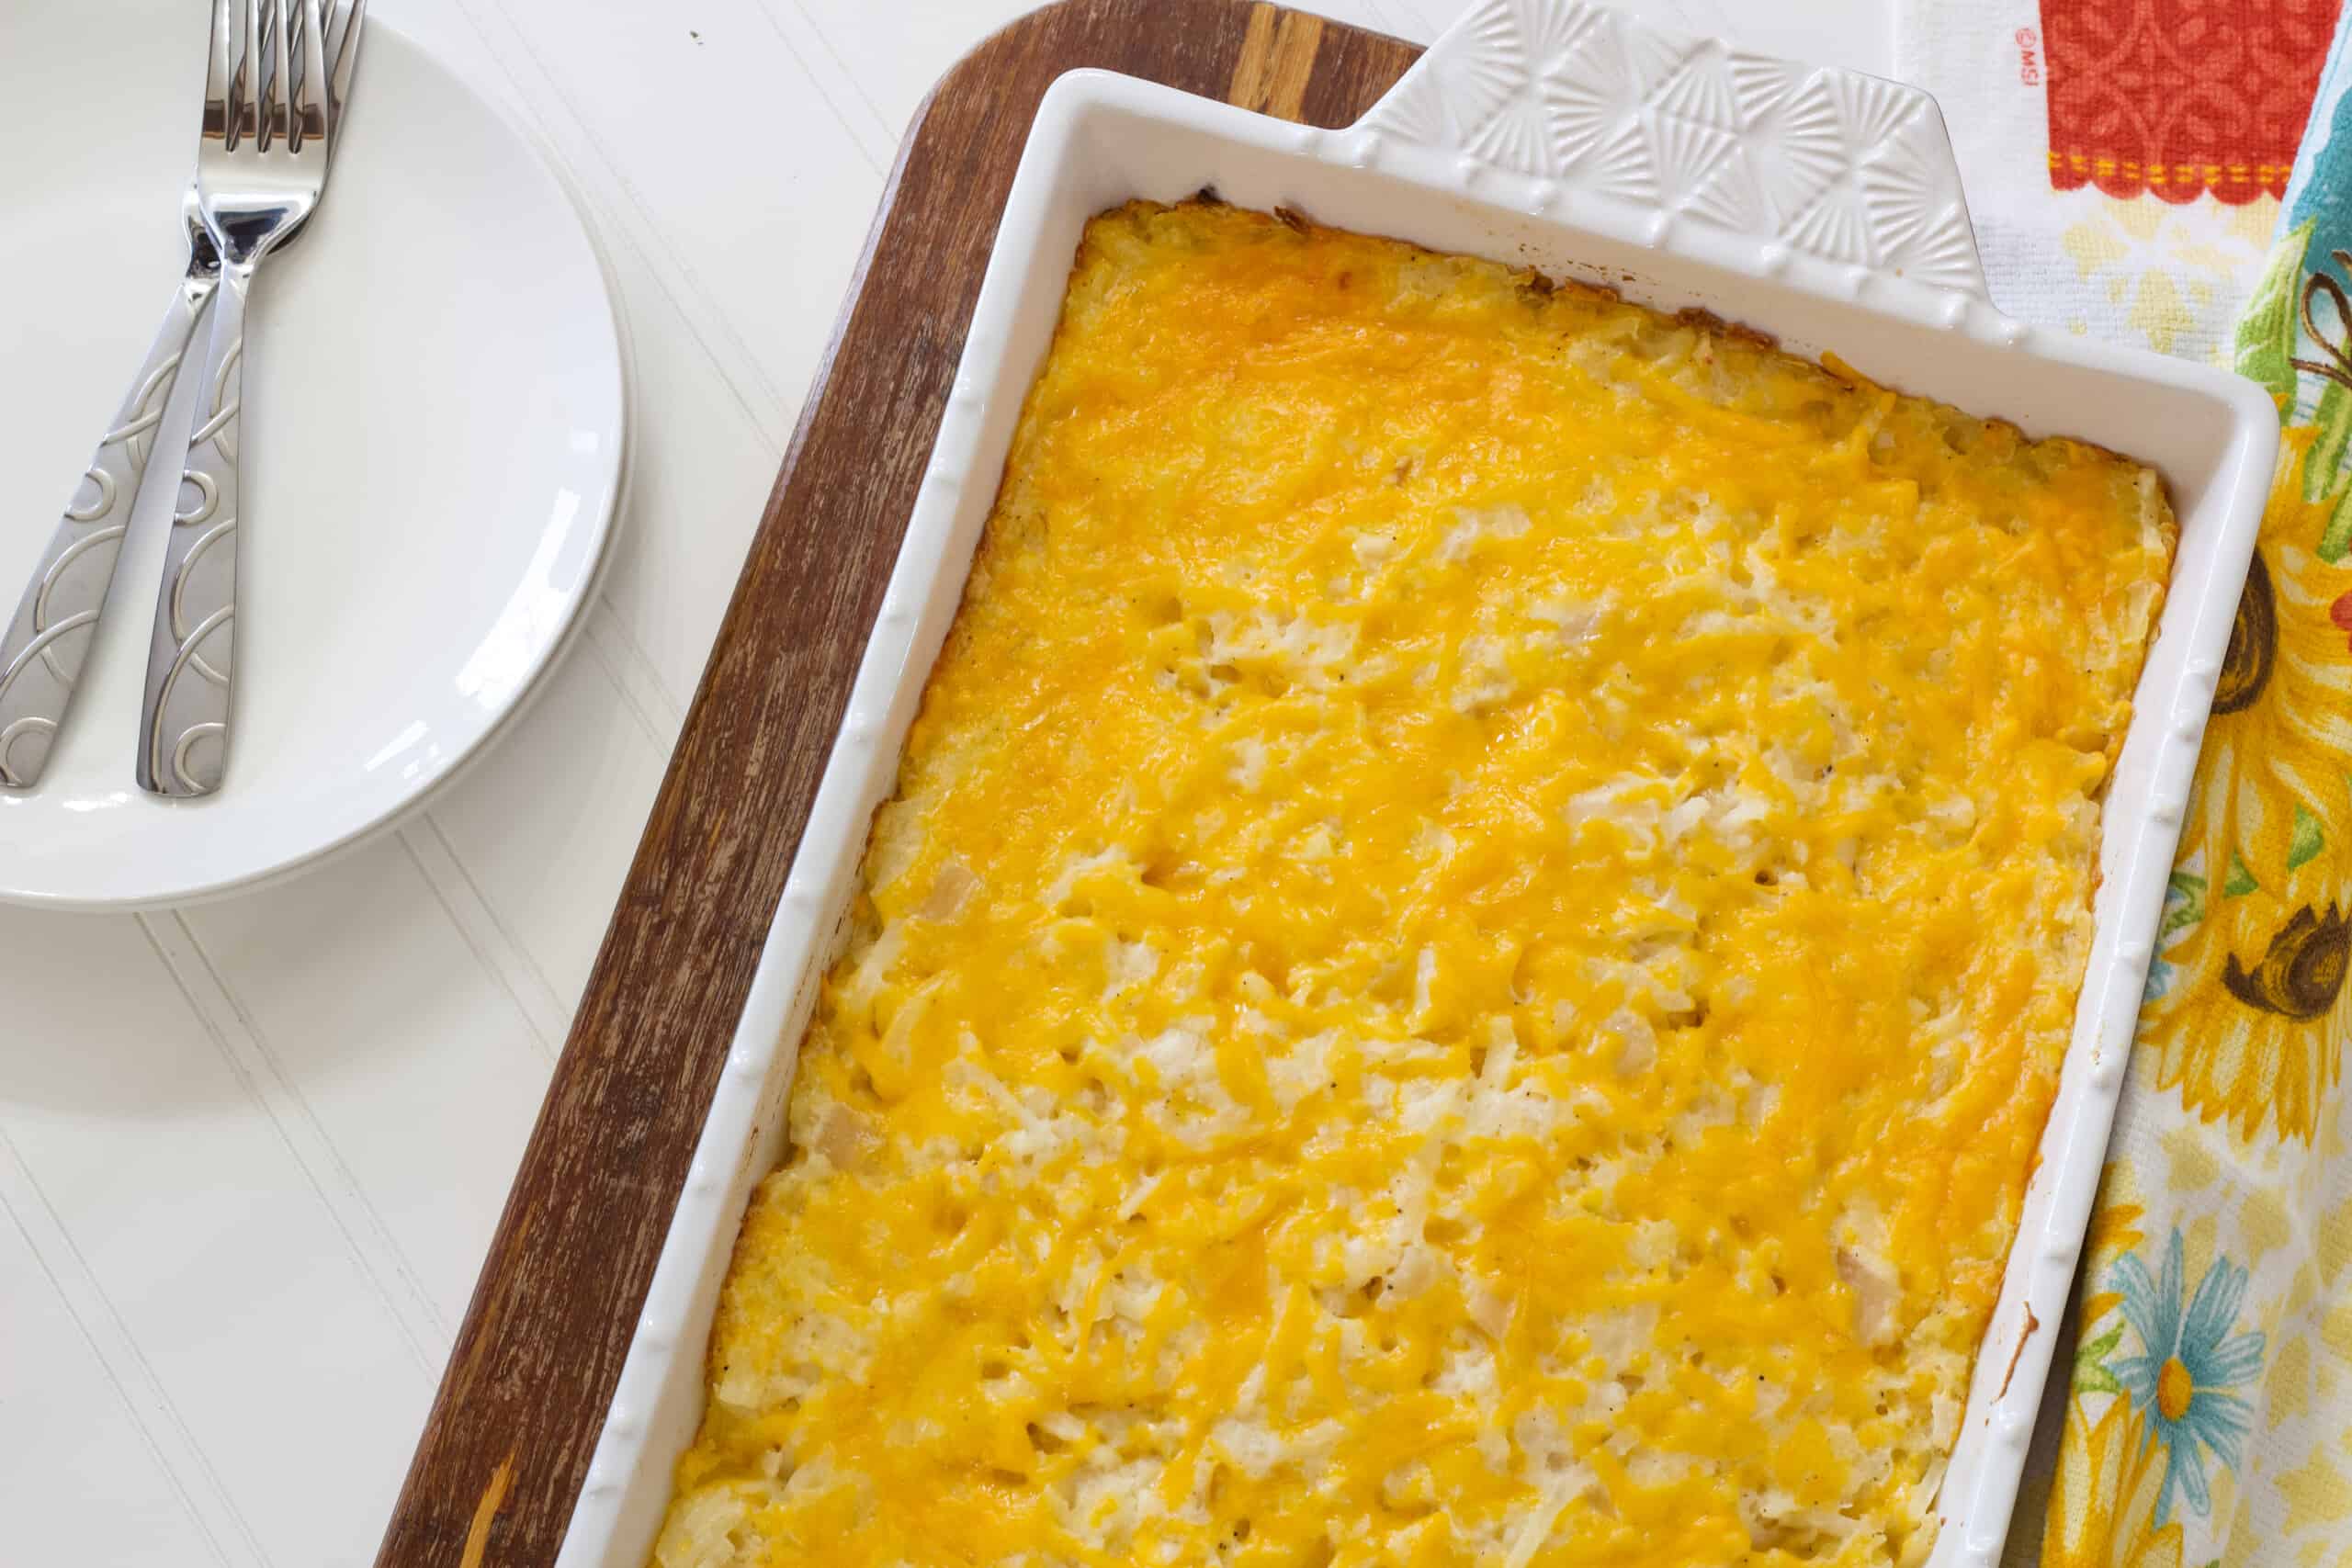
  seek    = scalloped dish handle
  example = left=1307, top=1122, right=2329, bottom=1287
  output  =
left=1355, top=0, right=1993, bottom=302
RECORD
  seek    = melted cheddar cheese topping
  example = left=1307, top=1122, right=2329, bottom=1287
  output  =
left=653, top=201, right=2174, bottom=1568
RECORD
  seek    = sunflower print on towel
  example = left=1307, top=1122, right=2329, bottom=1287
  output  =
left=2032, top=39, right=2352, bottom=1555
left=2143, top=220, right=2352, bottom=1146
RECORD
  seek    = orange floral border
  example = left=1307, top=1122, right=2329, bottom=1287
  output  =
left=2047, top=151, right=2295, bottom=205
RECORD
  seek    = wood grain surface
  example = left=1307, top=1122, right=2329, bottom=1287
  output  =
left=373, top=4, right=1419, bottom=1563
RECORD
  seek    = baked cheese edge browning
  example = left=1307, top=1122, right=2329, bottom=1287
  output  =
left=652, top=200, right=2176, bottom=1568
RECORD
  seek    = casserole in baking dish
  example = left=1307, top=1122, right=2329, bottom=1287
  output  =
left=555, top=6, right=2278, bottom=1566
left=648, top=200, right=2175, bottom=1568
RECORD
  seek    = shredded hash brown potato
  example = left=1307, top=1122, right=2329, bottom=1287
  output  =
left=651, top=200, right=2176, bottom=1568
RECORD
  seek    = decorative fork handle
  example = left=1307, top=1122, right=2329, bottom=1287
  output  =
left=136, top=265, right=247, bottom=797
left=0, top=259, right=219, bottom=789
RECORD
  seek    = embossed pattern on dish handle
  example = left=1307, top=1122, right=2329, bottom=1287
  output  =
left=0, top=267, right=217, bottom=789
left=1356, top=0, right=1991, bottom=300
left=136, top=266, right=245, bottom=798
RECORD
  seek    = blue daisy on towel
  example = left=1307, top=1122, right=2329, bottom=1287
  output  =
left=2108, top=1229, right=2267, bottom=1526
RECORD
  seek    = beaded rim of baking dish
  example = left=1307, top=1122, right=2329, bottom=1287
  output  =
left=554, top=6, right=2272, bottom=1568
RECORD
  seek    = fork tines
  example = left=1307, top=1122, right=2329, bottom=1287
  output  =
left=210, top=0, right=355, bottom=153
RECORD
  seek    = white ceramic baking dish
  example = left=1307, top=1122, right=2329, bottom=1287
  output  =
left=557, top=4, right=2278, bottom=1563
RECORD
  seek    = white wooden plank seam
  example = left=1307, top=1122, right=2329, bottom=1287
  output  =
left=399, top=819, right=572, bottom=1055
left=447, top=0, right=809, bottom=434
left=135, top=911, right=455, bottom=1371
left=750, top=0, right=899, bottom=167
left=585, top=595, right=690, bottom=748
left=0, top=1124, right=257, bottom=1568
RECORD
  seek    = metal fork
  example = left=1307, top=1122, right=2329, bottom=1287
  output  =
left=0, top=0, right=362, bottom=793
left=137, top=0, right=360, bottom=796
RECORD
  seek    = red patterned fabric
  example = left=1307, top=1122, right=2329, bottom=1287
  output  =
left=2043, top=0, right=2341, bottom=202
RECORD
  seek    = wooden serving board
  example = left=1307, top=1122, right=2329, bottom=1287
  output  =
left=374, top=4, right=1421, bottom=1564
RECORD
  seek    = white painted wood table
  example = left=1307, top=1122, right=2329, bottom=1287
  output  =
left=0, top=1, right=1890, bottom=1562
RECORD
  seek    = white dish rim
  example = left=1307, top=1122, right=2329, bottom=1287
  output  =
left=551, top=12, right=2278, bottom=1565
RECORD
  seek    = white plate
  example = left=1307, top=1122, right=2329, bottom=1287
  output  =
left=0, top=5, right=627, bottom=909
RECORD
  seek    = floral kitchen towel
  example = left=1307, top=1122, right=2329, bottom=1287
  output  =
left=1895, top=0, right=2336, bottom=364
left=1889, top=6, right=2352, bottom=1563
